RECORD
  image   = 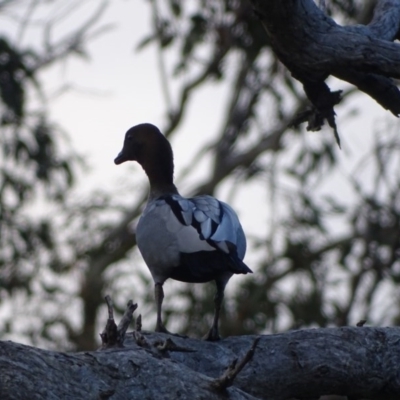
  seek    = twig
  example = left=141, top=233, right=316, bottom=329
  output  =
left=117, top=300, right=138, bottom=338
left=133, top=330, right=149, bottom=348
left=99, top=295, right=118, bottom=348
left=16, top=0, right=41, bottom=45
left=34, top=0, right=112, bottom=71
left=163, top=47, right=229, bottom=137
left=135, top=314, right=142, bottom=332
left=149, top=0, right=173, bottom=111
left=132, top=315, right=149, bottom=347
left=105, top=295, right=114, bottom=318
left=211, top=336, right=261, bottom=391
left=99, top=295, right=137, bottom=349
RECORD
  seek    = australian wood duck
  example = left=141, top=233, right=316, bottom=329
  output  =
left=114, top=123, right=252, bottom=340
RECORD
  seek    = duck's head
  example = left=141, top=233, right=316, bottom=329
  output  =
left=114, top=123, right=175, bottom=185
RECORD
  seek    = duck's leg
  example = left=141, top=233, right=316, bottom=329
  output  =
left=203, top=280, right=225, bottom=341
left=154, top=283, right=187, bottom=337
left=154, top=283, right=169, bottom=333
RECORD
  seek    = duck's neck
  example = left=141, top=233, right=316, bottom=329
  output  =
left=140, top=136, right=179, bottom=200
left=148, top=180, right=179, bottom=200
left=144, top=164, right=179, bottom=200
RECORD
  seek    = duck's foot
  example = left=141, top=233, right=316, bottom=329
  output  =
left=202, top=326, right=221, bottom=341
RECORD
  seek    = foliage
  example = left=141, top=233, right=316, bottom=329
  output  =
left=0, top=0, right=111, bottom=349
left=134, top=0, right=400, bottom=339
left=3, top=0, right=400, bottom=350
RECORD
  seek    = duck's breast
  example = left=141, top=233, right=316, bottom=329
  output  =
left=136, top=198, right=214, bottom=283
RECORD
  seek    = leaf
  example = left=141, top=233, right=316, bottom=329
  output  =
left=136, top=34, right=156, bottom=51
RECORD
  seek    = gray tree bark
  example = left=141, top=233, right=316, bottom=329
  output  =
left=1, top=325, right=400, bottom=399
left=249, top=0, right=400, bottom=137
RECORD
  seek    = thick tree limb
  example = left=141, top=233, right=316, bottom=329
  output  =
left=2, top=326, right=400, bottom=399
left=249, top=0, right=400, bottom=133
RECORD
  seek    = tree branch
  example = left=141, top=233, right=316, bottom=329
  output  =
left=249, top=0, right=400, bottom=134
left=2, top=326, right=400, bottom=399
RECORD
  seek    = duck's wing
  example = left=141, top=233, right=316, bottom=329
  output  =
left=163, top=194, right=248, bottom=261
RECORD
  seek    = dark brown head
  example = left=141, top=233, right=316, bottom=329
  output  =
left=114, top=123, right=175, bottom=185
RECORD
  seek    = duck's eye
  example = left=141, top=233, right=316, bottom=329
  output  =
left=126, top=136, right=132, bottom=141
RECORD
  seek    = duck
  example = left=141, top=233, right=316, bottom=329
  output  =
left=114, top=123, right=252, bottom=341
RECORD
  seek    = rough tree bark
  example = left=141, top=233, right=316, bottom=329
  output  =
left=249, top=0, right=400, bottom=141
left=1, top=299, right=400, bottom=400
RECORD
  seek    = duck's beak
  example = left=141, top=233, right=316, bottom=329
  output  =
left=114, top=150, right=127, bottom=165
